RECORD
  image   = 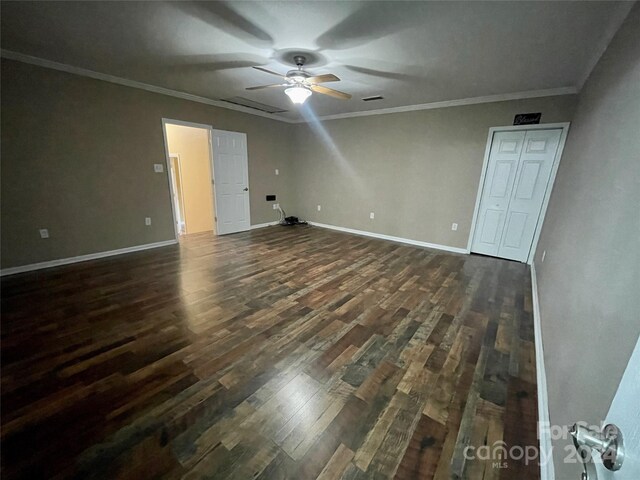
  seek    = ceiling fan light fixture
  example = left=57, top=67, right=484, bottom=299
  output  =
left=285, top=86, right=312, bottom=104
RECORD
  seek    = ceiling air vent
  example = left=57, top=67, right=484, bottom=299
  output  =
left=362, top=95, right=384, bottom=102
left=221, top=97, right=287, bottom=114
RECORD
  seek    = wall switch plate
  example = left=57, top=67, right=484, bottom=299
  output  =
left=39, top=229, right=49, bottom=239
left=451, top=223, right=458, bottom=231
left=317, top=205, right=321, bottom=211
left=275, top=169, right=279, bottom=176
left=541, top=250, right=547, bottom=263
left=145, top=217, right=152, bottom=226
left=154, top=164, right=164, bottom=173
left=370, top=212, right=375, bottom=219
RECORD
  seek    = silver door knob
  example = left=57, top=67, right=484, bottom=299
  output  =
left=570, top=423, right=624, bottom=479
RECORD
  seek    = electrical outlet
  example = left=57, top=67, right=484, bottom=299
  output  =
left=272, top=203, right=279, bottom=210
left=451, top=223, right=458, bottom=231
left=317, top=205, right=321, bottom=212
left=370, top=212, right=375, bottom=219
left=541, top=250, right=547, bottom=263
left=154, top=164, right=164, bottom=173
left=145, top=217, right=152, bottom=226
left=275, top=168, right=279, bottom=176
left=39, top=229, right=49, bottom=239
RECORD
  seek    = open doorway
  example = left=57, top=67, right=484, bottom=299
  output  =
left=163, top=121, right=216, bottom=237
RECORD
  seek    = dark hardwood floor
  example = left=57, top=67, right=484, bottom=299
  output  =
left=1, top=226, right=540, bottom=479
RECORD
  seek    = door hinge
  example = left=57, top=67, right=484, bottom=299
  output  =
left=214, top=216, right=217, bottom=222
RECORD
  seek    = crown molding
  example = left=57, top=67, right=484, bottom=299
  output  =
left=0, top=49, right=297, bottom=124
left=3, top=49, right=579, bottom=126
left=301, top=87, right=578, bottom=123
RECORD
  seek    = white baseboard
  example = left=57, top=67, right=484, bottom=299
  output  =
left=0, top=239, right=178, bottom=276
left=250, top=222, right=278, bottom=230
left=308, top=222, right=468, bottom=255
left=531, top=262, right=555, bottom=480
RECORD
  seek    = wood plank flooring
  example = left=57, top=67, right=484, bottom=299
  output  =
left=1, top=226, right=540, bottom=479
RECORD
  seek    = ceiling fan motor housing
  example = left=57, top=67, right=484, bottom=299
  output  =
left=286, top=55, right=310, bottom=83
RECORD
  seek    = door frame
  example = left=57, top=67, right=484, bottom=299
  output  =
left=161, top=118, right=218, bottom=240
left=168, top=153, right=187, bottom=234
left=466, top=122, right=571, bottom=264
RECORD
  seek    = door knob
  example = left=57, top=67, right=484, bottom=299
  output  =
left=570, top=423, right=624, bottom=479
left=243, top=187, right=249, bottom=191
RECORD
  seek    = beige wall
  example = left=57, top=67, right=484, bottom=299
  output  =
left=165, top=124, right=214, bottom=234
left=0, top=58, right=577, bottom=270
left=291, top=95, right=577, bottom=248
left=533, top=5, right=640, bottom=478
left=1, top=59, right=295, bottom=269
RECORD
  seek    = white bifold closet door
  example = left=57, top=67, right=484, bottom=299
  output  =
left=471, top=128, right=562, bottom=262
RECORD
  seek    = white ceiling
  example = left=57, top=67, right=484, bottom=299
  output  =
left=1, top=1, right=633, bottom=121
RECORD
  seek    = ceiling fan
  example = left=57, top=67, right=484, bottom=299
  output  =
left=246, top=55, right=352, bottom=104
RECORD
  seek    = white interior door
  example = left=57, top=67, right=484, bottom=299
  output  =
left=594, top=335, right=640, bottom=479
left=211, top=129, right=250, bottom=235
left=471, top=128, right=561, bottom=262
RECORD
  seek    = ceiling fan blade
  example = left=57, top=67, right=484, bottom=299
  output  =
left=245, top=84, right=286, bottom=90
left=306, top=73, right=340, bottom=84
left=252, top=66, right=285, bottom=78
left=311, top=85, right=352, bottom=100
